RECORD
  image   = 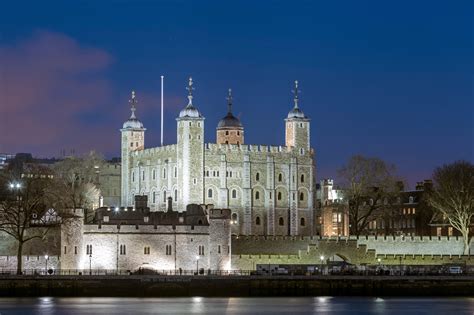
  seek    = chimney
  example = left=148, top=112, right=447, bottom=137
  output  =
left=167, top=196, right=173, bottom=212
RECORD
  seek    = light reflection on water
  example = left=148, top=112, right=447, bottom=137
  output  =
left=0, top=297, right=473, bottom=314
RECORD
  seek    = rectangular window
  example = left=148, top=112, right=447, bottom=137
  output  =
left=64, top=246, right=67, bottom=254
left=144, top=247, right=150, bottom=255
left=120, top=244, right=126, bottom=255
left=218, top=245, right=221, bottom=254
left=166, top=245, right=172, bottom=255
left=86, top=244, right=93, bottom=255
left=74, top=246, right=77, bottom=255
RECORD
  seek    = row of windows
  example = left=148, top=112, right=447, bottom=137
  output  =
left=224, top=130, right=241, bottom=136
left=206, top=189, right=307, bottom=202
left=134, top=169, right=307, bottom=184
left=231, top=214, right=306, bottom=227
left=85, top=244, right=205, bottom=256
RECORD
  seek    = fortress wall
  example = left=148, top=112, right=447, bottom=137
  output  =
left=0, top=255, right=60, bottom=271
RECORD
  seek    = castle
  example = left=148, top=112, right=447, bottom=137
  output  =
left=121, top=78, right=316, bottom=236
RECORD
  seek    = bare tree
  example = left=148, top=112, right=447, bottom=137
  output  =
left=338, top=155, right=402, bottom=236
left=49, top=151, right=105, bottom=222
left=0, top=165, right=56, bottom=274
left=427, top=161, right=474, bottom=255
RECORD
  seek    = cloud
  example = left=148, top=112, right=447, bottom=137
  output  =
left=0, top=30, right=116, bottom=157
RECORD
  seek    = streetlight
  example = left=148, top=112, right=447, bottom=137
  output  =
left=377, top=258, right=381, bottom=266
left=44, top=255, right=49, bottom=274
left=320, top=255, right=325, bottom=275
left=89, top=254, right=92, bottom=275
left=196, top=255, right=200, bottom=275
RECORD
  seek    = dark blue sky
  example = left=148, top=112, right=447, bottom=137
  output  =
left=0, top=0, right=472, bottom=187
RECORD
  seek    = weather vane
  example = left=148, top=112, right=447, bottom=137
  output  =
left=186, top=77, right=194, bottom=105
left=226, top=88, right=233, bottom=113
left=129, top=90, right=137, bottom=118
left=292, top=80, right=300, bottom=108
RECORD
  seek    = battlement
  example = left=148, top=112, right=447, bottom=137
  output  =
left=133, top=144, right=177, bottom=157
left=205, top=143, right=287, bottom=153
left=83, top=224, right=209, bottom=234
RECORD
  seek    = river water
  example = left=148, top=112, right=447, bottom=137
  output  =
left=0, top=297, right=472, bottom=314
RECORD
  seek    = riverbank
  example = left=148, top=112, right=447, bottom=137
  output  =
left=1, top=275, right=473, bottom=297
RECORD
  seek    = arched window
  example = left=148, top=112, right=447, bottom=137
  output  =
left=174, top=189, right=178, bottom=201
left=300, top=174, right=305, bottom=183
left=163, top=191, right=167, bottom=202
left=299, top=192, right=304, bottom=201
left=256, top=216, right=261, bottom=225
left=152, top=191, right=156, bottom=203
left=152, top=169, right=156, bottom=180
left=231, top=213, right=238, bottom=222
left=279, top=217, right=284, bottom=226
left=255, top=191, right=260, bottom=200
left=163, top=168, right=166, bottom=178
left=208, top=189, right=213, bottom=198
left=277, top=192, right=282, bottom=200
left=256, top=172, right=260, bottom=181
left=278, top=173, right=283, bottom=182
left=132, top=171, right=135, bottom=182
left=232, top=189, right=237, bottom=199
left=300, top=217, right=305, bottom=226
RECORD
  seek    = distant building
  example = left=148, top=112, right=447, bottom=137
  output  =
left=316, top=179, right=349, bottom=237
left=0, top=153, right=15, bottom=170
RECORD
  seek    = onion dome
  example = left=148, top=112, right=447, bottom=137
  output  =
left=217, top=89, right=243, bottom=129
left=287, top=80, right=306, bottom=119
left=178, top=77, right=202, bottom=118
left=123, top=91, right=145, bottom=129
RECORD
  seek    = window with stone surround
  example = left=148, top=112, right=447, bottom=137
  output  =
left=198, top=245, right=205, bottom=256
left=256, top=216, right=261, bottom=225
left=278, top=173, right=283, bottom=182
left=256, top=172, right=260, bottom=181
left=166, top=245, right=172, bottom=255
left=174, top=189, right=178, bottom=201
left=278, top=217, right=284, bottom=226
left=300, top=218, right=305, bottom=226
left=218, top=245, right=221, bottom=254
left=277, top=192, right=282, bottom=200
left=86, top=244, right=92, bottom=255
left=120, top=244, right=126, bottom=255
left=208, top=189, right=213, bottom=198
left=163, top=191, right=167, bottom=202
left=152, top=169, right=156, bottom=180
left=299, top=192, right=304, bottom=201
left=231, top=189, right=237, bottom=199
left=144, top=247, right=150, bottom=255
left=300, top=174, right=305, bottom=183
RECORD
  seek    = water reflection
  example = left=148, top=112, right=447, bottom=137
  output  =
left=0, top=297, right=472, bottom=314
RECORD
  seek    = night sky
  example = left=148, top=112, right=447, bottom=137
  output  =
left=0, top=1, right=472, bottom=187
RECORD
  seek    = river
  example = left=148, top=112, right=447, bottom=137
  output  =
left=0, top=297, right=473, bottom=314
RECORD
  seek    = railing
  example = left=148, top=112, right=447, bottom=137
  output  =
left=0, top=266, right=472, bottom=277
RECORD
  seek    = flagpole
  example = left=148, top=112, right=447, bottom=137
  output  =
left=161, top=75, right=164, bottom=146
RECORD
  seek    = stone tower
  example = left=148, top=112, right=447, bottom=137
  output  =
left=285, top=80, right=310, bottom=151
left=60, top=208, right=84, bottom=270
left=285, top=81, right=311, bottom=235
left=216, top=89, right=244, bottom=145
left=120, top=91, right=146, bottom=206
left=176, top=77, right=205, bottom=209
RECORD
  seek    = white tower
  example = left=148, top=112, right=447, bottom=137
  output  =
left=176, top=77, right=205, bottom=209
left=120, top=91, right=146, bottom=206
left=285, top=80, right=310, bottom=151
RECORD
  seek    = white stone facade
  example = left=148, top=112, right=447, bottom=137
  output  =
left=120, top=80, right=317, bottom=236
left=60, top=207, right=232, bottom=272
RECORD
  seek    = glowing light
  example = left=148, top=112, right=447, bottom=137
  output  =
left=44, top=255, right=49, bottom=260
left=320, top=255, right=324, bottom=261
left=115, top=207, right=119, bottom=212
left=196, top=255, right=200, bottom=260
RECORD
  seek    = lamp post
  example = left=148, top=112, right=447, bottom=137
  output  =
left=320, top=255, right=325, bottom=275
left=44, top=255, right=49, bottom=275
left=89, top=254, right=92, bottom=275
left=196, top=255, right=200, bottom=275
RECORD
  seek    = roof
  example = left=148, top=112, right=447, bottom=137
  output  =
left=217, top=112, right=243, bottom=129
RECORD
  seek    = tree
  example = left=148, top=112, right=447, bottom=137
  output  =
left=338, top=155, right=402, bottom=236
left=427, top=161, right=474, bottom=255
left=49, top=151, right=104, bottom=222
left=0, top=165, right=56, bottom=274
